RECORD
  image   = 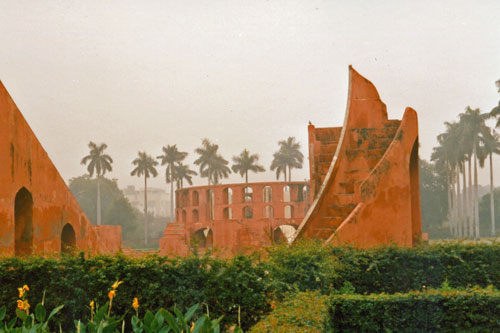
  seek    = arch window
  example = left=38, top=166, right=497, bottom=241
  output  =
left=61, top=223, right=76, bottom=254
left=192, top=228, right=213, bottom=250
left=243, top=187, right=253, bottom=203
left=182, top=209, right=187, bottom=223
left=273, top=225, right=297, bottom=244
left=207, top=190, right=215, bottom=221
left=263, top=186, right=273, bottom=203
left=243, top=206, right=253, bottom=219
left=15, top=188, right=33, bottom=256
left=264, top=206, right=274, bottom=219
left=284, top=205, right=294, bottom=218
left=283, top=185, right=291, bottom=202
left=192, top=191, right=199, bottom=206
left=223, top=207, right=233, bottom=219
left=192, top=209, right=199, bottom=222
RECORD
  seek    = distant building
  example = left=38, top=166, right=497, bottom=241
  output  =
left=123, top=185, right=171, bottom=218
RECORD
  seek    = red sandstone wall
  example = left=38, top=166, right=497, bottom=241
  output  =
left=160, top=182, right=310, bottom=257
left=294, top=66, right=421, bottom=247
left=0, top=81, right=121, bottom=256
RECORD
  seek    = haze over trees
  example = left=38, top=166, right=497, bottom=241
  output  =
left=270, top=137, right=304, bottom=182
left=157, top=145, right=188, bottom=219
left=80, top=142, right=113, bottom=226
left=194, top=138, right=231, bottom=185
left=232, top=149, right=265, bottom=183
left=130, top=151, right=158, bottom=246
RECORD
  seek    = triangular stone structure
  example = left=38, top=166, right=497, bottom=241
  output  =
left=293, top=66, right=422, bottom=247
left=0, top=81, right=121, bottom=255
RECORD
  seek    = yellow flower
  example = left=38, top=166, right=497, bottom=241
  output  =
left=22, top=285, right=29, bottom=292
left=18, top=288, right=24, bottom=298
left=23, top=300, right=30, bottom=311
left=17, top=300, right=24, bottom=310
left=108, top=290, right=116, bottom=300
left=111, top=281, right=124, bottom=290
left=89, top=300, right=95, bottom=311
left=190, top=322, right=195, bottom=332
left=132, top=297, right=139, bottom=310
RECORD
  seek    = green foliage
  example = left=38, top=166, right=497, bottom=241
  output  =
left=69, top=175, right=139, bottom=236
left=0, top=303, right=63, bottom=332
left=249, top=292, right=328, bottom=333
left=419, top=159, right=450, bottom=237
left=328, top=287, right=500, bottom=332
left=479, top=188, right=500, bottom=236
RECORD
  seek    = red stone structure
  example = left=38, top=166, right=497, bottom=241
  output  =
left=0, top=81, right=121, bottom=256
left=293, top=66, right=421, bottom=247
left=159, top=182, right=310, bottom=256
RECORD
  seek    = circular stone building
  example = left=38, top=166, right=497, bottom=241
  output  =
left=159, top=181, right=310, bottom=256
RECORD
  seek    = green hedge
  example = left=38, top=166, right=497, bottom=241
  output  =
left=0, top=254, right=273, bottom=331
left=249, top=292, right=328, bottom=333
left=328, top=287, right=500, bottom=332
left=329, top=243, right=500, bottom=293
left=1, top=242, right=500, bottom=330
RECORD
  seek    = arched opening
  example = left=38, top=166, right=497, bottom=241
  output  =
left=273, top=225, right=297, bottom=244
left=192, top=191, right=199, bottom=206
left=207, top=190, right=215, bottom=221
left=182, top=209, right=187, bottom=223
left=15, top=188, right=33, bottom=256
left=284, top=205, right=294, bottom=218
left=243, top=187, right=253, bottom=203
left=297, top=185, right=304, bottom=202
left=263, top=186, right=273, bottom=203
left=410, top=138, right=422, bottom=243
left=243, top=206, right=253, bottom=219
left=264, top=206, right=274, bottom=219
left=182, top=190, right=190, bottom=206
left=192, top=209, right=199, bottom=222
left=283, top=185, right=291, bottom=202
left=61, top=223, right=76, bottom=254
left=175, top=192, right=180, bottom=208
left=223, top=207, right=233, bottom=219
left=223, top=188, right=233, bottom=205
left=192, top=228, right=213, bottom=250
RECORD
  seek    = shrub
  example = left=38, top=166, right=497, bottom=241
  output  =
left=249, top=292, right=328, bottom=333
left=328, top=287, right=500, bottom=332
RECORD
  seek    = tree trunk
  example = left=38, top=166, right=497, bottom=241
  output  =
left=170, top=167, right=174, bottom=221
left=473, top=146, right=480, bottom=238
left=144, top=175, right=148, bottom=246
left=245, top=171, right=248, bottom=184
left=284, top=168, right=287, bottom=182
left=490, top=153, right=496, bottom=236
left=468, top=157, right=473, bottom=237
left=456, top=166, right=462, bottom=237
left=462, top=162, right=467, bottom=237
left=96, top=175, right=102, bottom=226
left=446, top=169, right=453, bottom=234
left=450, top=169, right=457, bottom=236
left=288, top=167, right=291, bottom=182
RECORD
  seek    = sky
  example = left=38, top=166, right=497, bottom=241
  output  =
left=1, top=0, right=499, bottom=193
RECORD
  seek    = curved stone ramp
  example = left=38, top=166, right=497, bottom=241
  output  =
left=292, top=66, right=421, bottom=247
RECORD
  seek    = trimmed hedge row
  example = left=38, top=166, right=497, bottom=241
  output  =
left=328, top=287, right=500, bottom=332
left=249, top=292, right=328, bottom=332
left=1, top=241, right=500, bottom=330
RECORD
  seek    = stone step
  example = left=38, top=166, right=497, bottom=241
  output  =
left=345, top=148, right=386, bottom=160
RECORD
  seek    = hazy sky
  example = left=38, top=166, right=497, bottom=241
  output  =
left=1, top=0, right=499, bottom=192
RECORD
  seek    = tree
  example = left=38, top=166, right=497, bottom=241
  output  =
left=130, top=152, right=158, bottom=246
left=80, top=142, right=113, bottom=226
left=194, top=139, right=231, bottom=185
left=157, top=145, right=188, bottom=220
left=270, top=151, right=288, bottom=182
left=174, top=163, right=197, bottom=189
left=69, top=175, right=139, bottom=239
left=271, top=137, right=304, bottom=181
left=419, top=160, right=449, bottom=237
left=231, top=149, right=265, bottom=183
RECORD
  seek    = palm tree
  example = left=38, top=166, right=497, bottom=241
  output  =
left=232, top=149, right=265, bottom=183
left=174, top=163, right=197, bottom=189
left=270, top=151, right=288, bottom=182
left=478, top=130, right=500, bottom=236
left=272, top=137, right=304, bottom=181
left=130, top=151, right=158, bottom=246
left=194, top=139, right=231, bottom=185
left=81, top=142, right=113, bottom=226
left=157, top=145, right=188, bottom=220
left=459, top=107, right=490, bottom=238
